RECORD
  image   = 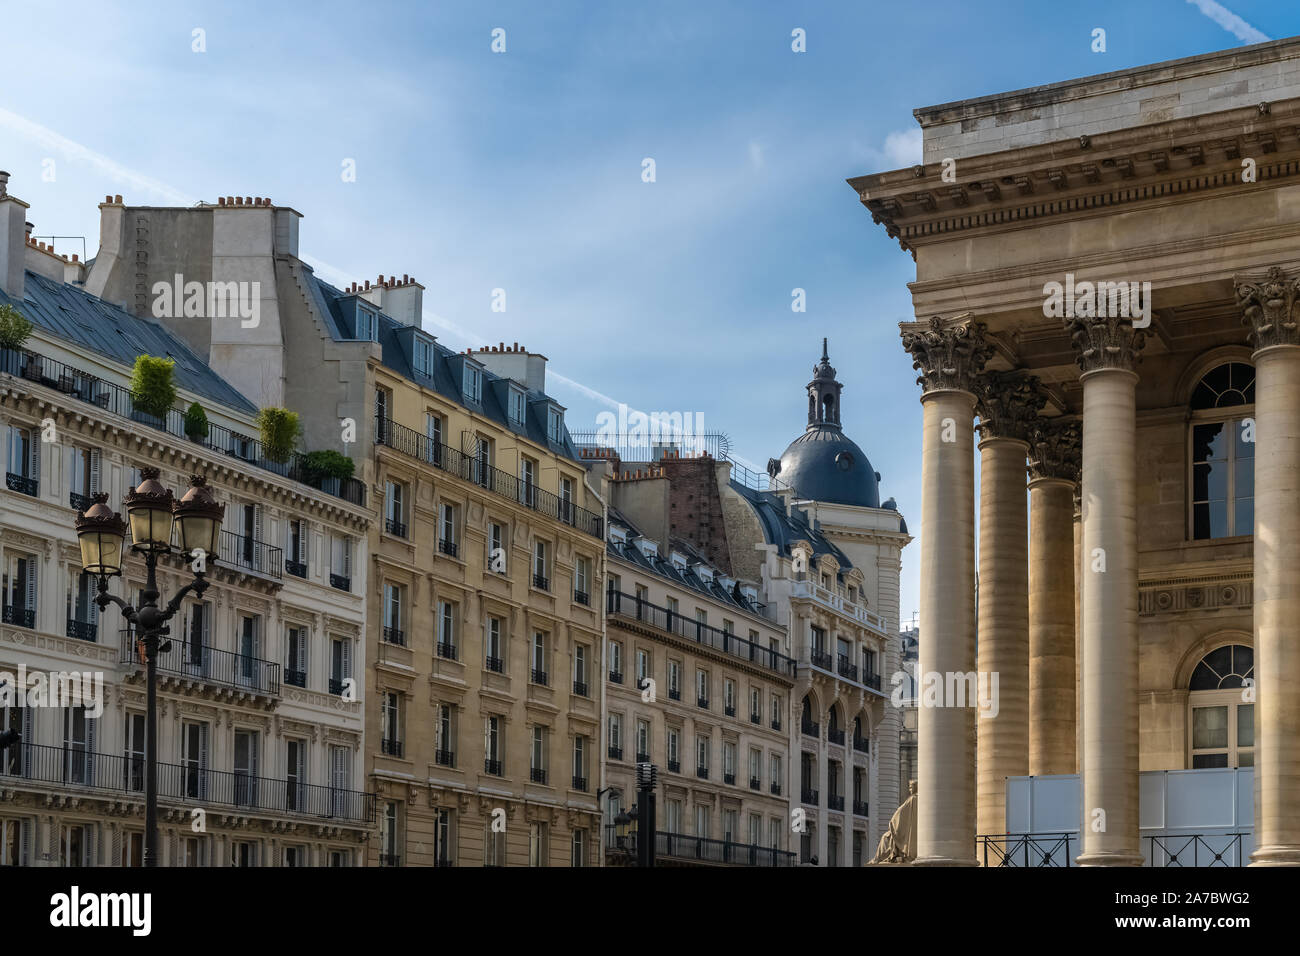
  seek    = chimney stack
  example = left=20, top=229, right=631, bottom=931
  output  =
left=0, top=173, right=30, bottom=300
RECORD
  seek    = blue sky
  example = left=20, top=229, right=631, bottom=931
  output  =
left=2, top=0, right=1297, bottom=622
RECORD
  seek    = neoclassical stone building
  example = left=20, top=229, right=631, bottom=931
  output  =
left=850, top=37, right=1300, bottom=865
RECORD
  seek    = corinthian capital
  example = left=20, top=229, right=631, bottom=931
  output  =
left=899, top=314, right=995, bottom=395
left=1064, top=314, right=1145, bottom=374
left=975, top=371, right=1044, bottom=443
left=1236, top=265, right=1300, bottom=349
left=1027, top=417, right=1081, bottom=483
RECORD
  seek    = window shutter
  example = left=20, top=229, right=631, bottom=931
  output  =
left=250, top=734, right=259, bottom=779
left=341, top=638, right=351, bottom=680
left=89, top=449, right=101, bottom=494
left=343, top=538, right=351, bottom=577
left=199, top=724, right=210, bottom=799
left=19, top=818, right=30, bottom=866
left=28, top=434, right=39, bottom=484
left=25, top=560, right=36, bottom=612
left=86, top=717, right=97, bottom=786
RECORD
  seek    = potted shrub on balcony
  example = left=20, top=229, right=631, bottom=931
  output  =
left=257, top=406, right=302, bottom=468
left=183, top=401, right=209, bottom=443
left=129, top=355, right=177, bottom=428
left=0, top=303, right=32, bottom=372
left=300, top=449, right=354, bottom=494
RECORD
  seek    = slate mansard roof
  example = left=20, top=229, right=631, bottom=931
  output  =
left=305, top=269, right=583, bottom=463
left=729, top=481, right=857, bottom=580
left=0, top=270, right=257, bottom=414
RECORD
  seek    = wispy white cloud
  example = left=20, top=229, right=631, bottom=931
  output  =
left=1185, top=0, right=1270, bottom=44
left=882, top=128, right=923, bottom=167
left=748, top=140, right=765, bottom=170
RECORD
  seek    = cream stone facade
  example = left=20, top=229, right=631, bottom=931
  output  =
left=593, top=497, right=795, bottom=866
left=0, top=175, right=373, bottom=866
left=851, top=37, right=1300, bottom=865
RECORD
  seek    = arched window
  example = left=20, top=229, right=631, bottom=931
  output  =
left=1187, top=644, right=1254, bottom=769
left=1189, top=362, right=1255, bottom=540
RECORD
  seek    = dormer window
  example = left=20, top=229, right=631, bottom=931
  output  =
left=509, top=387, right=527, bottom=427
left=413, top=338, right=434, bottom=377
left=547, top=406, right=564, bottom=443
left=609, top=526, right=629, bottom=546
left=693, top=564, right=714, bottom=584
left=463, top=363, right=483, bottom=404
left=356, top=306, right=377, bottom=341
left=634, top=538, right=658, bottom=560
left=669, top=551, right=688, bottom=572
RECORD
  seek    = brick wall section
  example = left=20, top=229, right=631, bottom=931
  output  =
left=659, top=454, right=733, bottom=575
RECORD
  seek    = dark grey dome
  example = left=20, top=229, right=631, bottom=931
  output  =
left=777, top=427, right=880, bottom=508
left=770, top=338, right=880, bottom=509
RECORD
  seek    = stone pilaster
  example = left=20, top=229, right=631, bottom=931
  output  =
left=1067, top=313, right=1144, bottom=867
left=1026, top=418, right=1080, bottom=777
left=899, top=314, right=993, bottom=865
left=1237, top=266, right=1300, bottom=866
left=973, top=372, right=1042, bottom=840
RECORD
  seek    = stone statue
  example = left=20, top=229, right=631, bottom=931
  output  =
left=870, top=779, right=917, bottom=864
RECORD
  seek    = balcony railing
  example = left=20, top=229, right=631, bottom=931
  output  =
left=697, top=696, right=710, bottom=710
left=853, top=736, right=870, bottom=754
left=636, top=751, right=650, bottom=764
left=219, top=529, right=283, bottom=580
left=801, top=717, right=819, bottom=738
left=574, top=590, right=590, bottom=606
left=750, top=776, right=760, bottom=790
left=6, top=472, right=37, bottom=497
left=605, top=827, right=795, bottom=867
left=609, top=670, right=623, bottom=684
left=829, top=728, right=846, bottom=746
left=750, top=712, right=761, bottom=725
left=65, top=618, right=98, bottom=642
left=119, top=629, right=280, bottom=696
left=329, top=677, right=348, bottom=696
left=531, top=668, right=549, bottom=686
left=801, top=787, right=818, bottom=805
left=976, top=832, right=1252, bottom=867
left=374, top=414, right=603, bottom=538
left=1, top=347, right=365, bottom=505
left=380, top=738, right=404, bottom=758
left=484, top=758, right=502, bottom=776
left=854, top=800, right=869, bottom=817
left=0, top=741, right=374, bottom=823
left=573, top=679, right=588, bottom=697
left=696, top=766, right=709, bottom=780
left=435, top=749, right=455, bottom=768
left=724, top=704, right=736, bottom=717
left=723, top=772, right=736, bottom=786
left=668, top=759, right=680, bottom=773
left=330, top=573, right=351, bottom=591
left=533, top=573, right=550, bottom=591
left=383, top=626, right=406, bottom=647
left=771, top=718, right=782, bottom=731
left=385, top=518, right=408, bottom=538
left=285, top=559, right=307, bottom=579
left=837, top=656, right=858, bottom=681
left=284, top=669, right=307, bottom=688
left=606, top=591, right=797, bottom=678
left=2, top=605, right=34, bottom=629
left=530, top=768, right=548, bottom=784
left=668, top=687, right=681, bottom=701
left=810, top=648, right=833, bottom=670
left=791, top=579, right=887, bottom=635
left=608, top=746, right=623, bottom=761
left=863, top=672, right=882, bottom=692
left=69, top=490, right=93, bottom=512
left=437, top=641, right=458, bottom=661
left=485, top=656, right=504, bottom=673
left=572, top=775, right=588, bottom=792
left=828, top=794, right=845, bottom=811
left=770, top=782, right=782, bottom=796
left=379, top=853, right=401, bottom=867
left=439, top=538, right=459, bottom=558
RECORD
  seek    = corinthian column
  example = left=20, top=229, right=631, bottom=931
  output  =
left=1026, top=419, right=1080, bottom=777
left=1066, top=313, right=1144, bottom=867
left=1237, top=266, right=1300, bottom=866
left=900, top=314, right=993, bottom=866
left=973, top=372, right=1042, bottom=839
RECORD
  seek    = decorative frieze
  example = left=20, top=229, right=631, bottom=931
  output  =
left=900, top=315, right=994, bottom=394
left=975, top=371, right=1044, bottom=442
left=1063, top=314, right=1146, bottom=374
left=1027, top=418, right=1081, bottom=483
left=1236, top=265, right=1300, bottom=350
left=1139, top=570, right=1253, bottom=616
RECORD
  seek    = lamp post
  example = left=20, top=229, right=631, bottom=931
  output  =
left=74, top=469, right=224, bottom=867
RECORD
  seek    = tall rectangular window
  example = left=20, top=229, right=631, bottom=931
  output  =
left=2, top=552, right=37, bottom=628
left=488, top=522, right=505, bottom=573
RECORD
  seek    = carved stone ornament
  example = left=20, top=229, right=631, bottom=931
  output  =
left=899, top=315, right=995, bottom=394
left=1236, top=265, right=1300, bottom=350
left=1064, top=314, right=1146, bottom=374
left=1027, top=418, right=1081, bottom=483
left=974, top=371, right=1044, bottom=442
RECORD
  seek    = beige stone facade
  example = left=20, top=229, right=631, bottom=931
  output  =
left=853, top=37, right=1300, bottom=864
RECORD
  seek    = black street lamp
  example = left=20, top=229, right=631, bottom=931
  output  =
left=74, top=470, right=224, bottom=867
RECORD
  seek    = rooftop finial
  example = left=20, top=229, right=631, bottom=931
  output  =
left=821, top=337, right=828, bottom=363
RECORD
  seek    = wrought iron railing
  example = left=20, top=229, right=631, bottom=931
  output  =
left=0, top=741, right=374, bottom=823
left=6, top=472, right=37, bottom=497
left=375, top=415, right=603, bottom=538
left=66, top=618, right=98, bottom=642
left=606, top=591, right=797, bottom=678
left=975, top=832, right=1252, bottom=867
left=1, top=347, right=366, bottom=505
left=603, top=825, right=796, bottom=867
left=219, top=529, right=283, bottom=580
left=1, top=604, right=33, bottom=628
left=119, top=629, right=281, bottom=696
